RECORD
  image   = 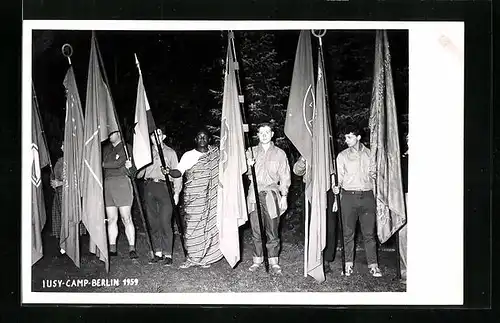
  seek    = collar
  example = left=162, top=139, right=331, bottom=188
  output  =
left=348, top=142, right=366, bottom=154
left=257, top=141, right=275, bottom=152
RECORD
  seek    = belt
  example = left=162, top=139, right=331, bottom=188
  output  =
left=342, top=189, right=372, bottom=195
left=145, top=178, right=166, bottom=183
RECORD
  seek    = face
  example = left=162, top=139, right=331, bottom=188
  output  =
left=109, top=132, right=120, bottom=144
left=257, top=126, right=273, bottom=144
left=195, top=131, right=209, bottom=148
left=344, top=132, right=360, bottom=147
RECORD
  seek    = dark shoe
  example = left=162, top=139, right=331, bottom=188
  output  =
left=148, top=255, right=162, bottom=264
left=129, top=250, right=138, bottom=259
left=164, top=256, right=173, bottom=266
left=324, top=261, right=332, bottom=274
left=109, top=251, right=118, bottom=257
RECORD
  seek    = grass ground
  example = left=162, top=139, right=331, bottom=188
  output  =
left=32, top=210, right=405, bottom=293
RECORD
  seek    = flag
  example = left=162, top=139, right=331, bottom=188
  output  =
left=216, top=32, right=248, bottom=268
left=132, top=59, right=153, bottom=170
left=284, top=30, right=315, bottom=201
left=32, top=86, right=51, bottom=265
left=306, top=50, right=335, bottom=283
left=369, top=30, right=406, bottom=244
left=81, top=32, right=118, bottom=272
left=60, top=66, right=84, bottom=268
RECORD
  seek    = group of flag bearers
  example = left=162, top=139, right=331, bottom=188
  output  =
left=31, top=29, right=407, bottom=284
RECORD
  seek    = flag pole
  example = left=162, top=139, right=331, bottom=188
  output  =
left=134, top=53, right=188, bottom=258
left=304, top=186, right=309, bottom=277
left=229, top=31, right=269, bottom=273
left=32, top=82, right=53, bottom=174
left=93, top=32, right=155, bottom=261
left=314, top=30, right=346, bottom=276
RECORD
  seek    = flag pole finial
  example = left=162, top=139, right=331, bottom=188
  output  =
left=62, top=43, right=73, bottom=66
left=134, top=53, right=142, bottom=76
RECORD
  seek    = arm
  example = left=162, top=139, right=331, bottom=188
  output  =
left=278, top=152, right=291, bottom=197
left=336, top=153, right=345, bottom=189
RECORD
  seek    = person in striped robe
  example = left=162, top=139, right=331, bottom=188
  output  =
left=169, top=128, right=223, bottom=268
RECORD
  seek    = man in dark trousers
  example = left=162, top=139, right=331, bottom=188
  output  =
left=332, top=125, right=382, bottom=277
left=102, top=131, right=137, bottom=259
left=137, top=128, right=182, bottom=265
left=293, top=156, right=338, bottom=273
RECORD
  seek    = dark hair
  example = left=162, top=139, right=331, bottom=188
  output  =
left=195, top=126, right=211, bottom=138
left=343, top=124, right=363, bottom=137
left=257, top=122, right=274, bottom=132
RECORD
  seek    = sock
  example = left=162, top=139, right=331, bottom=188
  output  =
left=155, top=251, right=162, bottom=258
left=110, top=244, right=117, bottom=253
left=129, top=245, right=135, bottom=252
left=164, top=254, right=172, bottom=259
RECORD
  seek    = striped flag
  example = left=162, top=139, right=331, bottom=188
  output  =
left=132, top=56, right=153, bottom=170
left=216, top=32, right=248, bottom=268
left=31, top=85, right=51, bottom=265
left=369, top=30, right=406, bottom=243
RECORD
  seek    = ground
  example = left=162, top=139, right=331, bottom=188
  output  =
left=32, top=209, right=405, bottom=293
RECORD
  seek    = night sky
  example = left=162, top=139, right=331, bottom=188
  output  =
left=32, top=29, right=408, bottom=161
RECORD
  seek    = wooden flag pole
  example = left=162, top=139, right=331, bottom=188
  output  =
left=304, top=186, right=309, bottom=277
left=229, top=31, right=269, bottom=273
left=93, top=32, right=155, bottom=261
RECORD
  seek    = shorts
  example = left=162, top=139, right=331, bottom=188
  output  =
left=104, top=176, right=133, bottom=207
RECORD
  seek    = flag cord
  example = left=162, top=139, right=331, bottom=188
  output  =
left=229, top=31, right=270, bottom=273
left=93, top=32, right=156, bottom=261
left=314, top=30, right=346, bottom=275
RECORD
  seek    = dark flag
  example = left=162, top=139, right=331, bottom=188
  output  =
left=307, top=50, right=335, bottom=283
left=216, top=32, right=249, bottom=268
left=32, top=86, right=51, bottom=265
left=284, top=30, right=315, bottom=201
left=60, top=66, right=84, bottom=267
left=369, top=30, right=406, bottom=243
left=81, top=33, right=119, bottom=272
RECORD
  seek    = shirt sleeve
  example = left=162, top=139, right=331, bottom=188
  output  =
left=336, top=152, right=345, bottom=188
left=165, top=147, right=182, bottom=195
left=278, top=151, right=291, bottom=196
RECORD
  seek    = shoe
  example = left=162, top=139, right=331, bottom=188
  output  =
left=248, top=263, right=260, bottom=272
left=129, top=250, right=138, bottom=259
left=271, top=264, right=282, bottom=275
left=370, top=266, right=383, bottom=277
left=109, top=251, right=118, bottom=257
left=148, top=255, right=162, bottom=264
left=164, top=256, right=173, bottom=266
left=180, top=260, right=196, bottom=269
left=343, top=264, right=353, bottom=276
left=200, top=264, right=211, bottom=269
left=323, top=261, right=332, bottom=274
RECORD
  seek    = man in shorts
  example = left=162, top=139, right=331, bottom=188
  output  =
left=102, top=131, right=138, bottom=259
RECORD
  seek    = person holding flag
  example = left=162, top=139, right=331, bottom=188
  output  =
left=136, top=127, right=182, bottom=266
left=102, top=131, right=138, bottom=259
left=332, top=125, right=382, bottom=277
left=246, top=122, right=291, bottom=275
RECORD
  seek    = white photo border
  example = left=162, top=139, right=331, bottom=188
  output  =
left=22, top=20, right=464, bottom=305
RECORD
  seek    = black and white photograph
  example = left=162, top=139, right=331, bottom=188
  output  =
left=23, top=20, right=464, bottom=305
